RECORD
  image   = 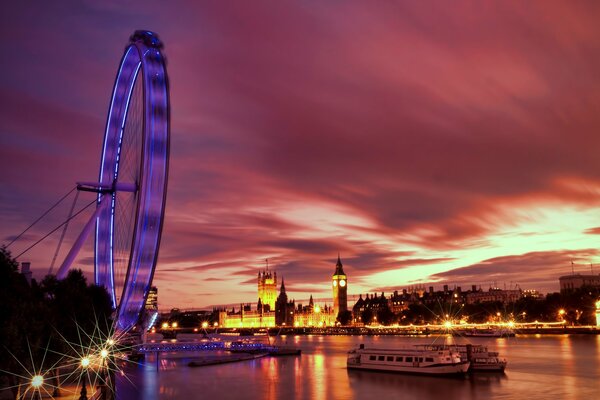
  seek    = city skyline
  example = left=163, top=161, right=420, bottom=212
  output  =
left=2, top=1, right=600, bottom=309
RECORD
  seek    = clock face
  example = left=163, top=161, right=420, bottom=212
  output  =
left=339, top=279, right=346, bottom=287
left=333, top=280, right=338, bottom=287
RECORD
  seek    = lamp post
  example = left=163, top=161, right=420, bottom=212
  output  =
left=30, top=375, right=43, bottom=400
left=79, top=356, right=90, bottom=400
left=98, top=349, right=110, bottom=400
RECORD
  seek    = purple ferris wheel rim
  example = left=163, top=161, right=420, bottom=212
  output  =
left=95, top=31, right=169, bottom=333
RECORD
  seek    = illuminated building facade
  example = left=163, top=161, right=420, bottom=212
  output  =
left=465, top=288, right=522, bottom=305
left=258, top=268, right=277, bottom=311
left=332, top=255, right=348, bottom=317
left=275, top=279, right=295, bottom=326
left=146, top=286, right=158, bottom=310
left=293, top=296, right=336, bottom=327
left=218, top=304, right=275, bottom=328
left=219, top=259, right=343, bottom=328
left=144, top=286, right=159, bottom=329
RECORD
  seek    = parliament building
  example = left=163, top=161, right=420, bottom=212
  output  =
left=218, top=257, right=347, bottom=328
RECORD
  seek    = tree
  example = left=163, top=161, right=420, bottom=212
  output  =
left=0, top=248, right=113, bottom=399
left=337, top=310, right=353, bottom=326
left=361, top=308, right=374, bottom=325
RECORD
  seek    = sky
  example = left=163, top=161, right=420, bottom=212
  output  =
left=1, top=1, right=600, bottom=310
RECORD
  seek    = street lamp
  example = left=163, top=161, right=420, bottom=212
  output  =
left=31, top=375, right=44, bottom=388
left=29, top=374, right=44, bottom=400
left=80, top=357, right=90, bottom=400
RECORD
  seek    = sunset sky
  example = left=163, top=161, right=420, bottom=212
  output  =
left=2, top=1, right=600, bottom=310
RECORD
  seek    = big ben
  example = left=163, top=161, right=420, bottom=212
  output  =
left=332, top=254, right=348, bottom=316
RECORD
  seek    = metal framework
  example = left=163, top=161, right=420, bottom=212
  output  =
left=57, top=31, right=169, bottom=333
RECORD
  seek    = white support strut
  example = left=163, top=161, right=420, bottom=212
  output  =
left=56, top=195, right=110, bottom=279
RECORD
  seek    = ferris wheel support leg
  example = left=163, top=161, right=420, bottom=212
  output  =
left=56, top=196, right=109, bottom=279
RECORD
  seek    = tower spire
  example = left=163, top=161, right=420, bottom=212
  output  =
left=280, top=277, right=286, bottom=293
left=334, top=254, right=345, bottom=276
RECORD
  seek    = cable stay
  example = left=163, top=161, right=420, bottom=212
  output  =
left=4, top=186, right=77, bottom=248
left=48, top=189, right=80, bottom=275
left=14, top=198, right=97, bottom=260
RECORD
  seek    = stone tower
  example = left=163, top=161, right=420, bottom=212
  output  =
left=275, top=278, right=294, bottom=326
left=332, top=254, right=348, bottom=317
left=258, top=268, right=277, bottom=311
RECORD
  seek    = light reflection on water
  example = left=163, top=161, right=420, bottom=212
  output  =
left=117, top=334, right=600, bottom=399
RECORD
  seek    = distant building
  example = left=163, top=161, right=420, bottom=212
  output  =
left=293, top=295, right=336, bottom=327
left=275, top=279, right=295, bottom=326
left=144, top=286, right=159, bottom=329
left=146, top=286, right=158, bottom=310
left=20, top=262, right=32, bottom=285
left=219, top=256, right=343, bottom=328
left=332, top=255, right=348, bottom=317
left=218, top=303, right=275, bottom=328
left=522, top=289, right=542, bottom=299
left=559, top=274, right=600, bottom=293
left=353, top=292, right=389, bottom=315
left=258, top=268, right=277, bottom=311
left=465, top=288, right=522, bottom=305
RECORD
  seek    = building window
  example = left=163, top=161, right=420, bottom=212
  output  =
left=378, top=356, right=385, bottom=361
left=425, top=357, right=434, bottom=362
left=387, top=356, right=394, bottom=362
left=369, top=355, right=376, bottom=361
left=395, top=357, right=403, bottom=362
left=406, top=357, right=413, bottom=362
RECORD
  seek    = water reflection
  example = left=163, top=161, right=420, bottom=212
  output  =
left=116, top=334, right=600, bottom=400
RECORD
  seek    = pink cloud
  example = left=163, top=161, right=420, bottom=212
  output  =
left=2, top=1, right=600, bottom=308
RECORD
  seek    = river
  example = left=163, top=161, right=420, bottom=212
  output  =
left=116, top=333, right=600, bottom=399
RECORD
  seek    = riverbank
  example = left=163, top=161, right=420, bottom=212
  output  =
left=160, top=325, right=600, bottom=337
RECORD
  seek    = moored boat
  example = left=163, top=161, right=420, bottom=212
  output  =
left=461, top=328, right=514, bottom=338
left=347, top=344, right=469, bottom=376
left=416, top=344, right=507, bottom=372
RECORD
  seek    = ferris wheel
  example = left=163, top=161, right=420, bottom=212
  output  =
left=55, top=31, right=170, bottom=333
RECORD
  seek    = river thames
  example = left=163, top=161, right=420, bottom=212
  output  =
left=116, top=334, right=600, bottom=399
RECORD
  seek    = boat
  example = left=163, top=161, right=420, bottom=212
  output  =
left=416, top=344, right=507, bottom=372
left=462, top=328, right=515, bottom=338
left=346, top=344, right=469, bottom=376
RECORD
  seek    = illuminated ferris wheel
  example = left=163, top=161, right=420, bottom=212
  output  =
left=56, top=31, right=170, bottom=333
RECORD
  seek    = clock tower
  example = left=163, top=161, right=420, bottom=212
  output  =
left=332, top=254, right=348, bottom=317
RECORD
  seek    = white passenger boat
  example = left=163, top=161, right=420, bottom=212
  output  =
left=416, top=344, right=507, bottom=372
left=346, top=344, right=469, bottom=376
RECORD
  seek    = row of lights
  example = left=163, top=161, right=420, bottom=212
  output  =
left=30, top=338, right=116, bottom=390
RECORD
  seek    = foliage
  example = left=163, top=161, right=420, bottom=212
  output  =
left=336, top=310, right=353, bottom=326
left=0, top=247, right=113, bottom=394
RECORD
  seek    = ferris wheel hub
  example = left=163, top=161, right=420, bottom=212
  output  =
left=76, top=182, right=137, bottom=193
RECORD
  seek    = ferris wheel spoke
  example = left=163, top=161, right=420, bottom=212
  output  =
left=94, top=31, right=169, bottom=333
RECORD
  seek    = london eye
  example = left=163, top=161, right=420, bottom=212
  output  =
left=54, top=30, right=170, bottom=333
